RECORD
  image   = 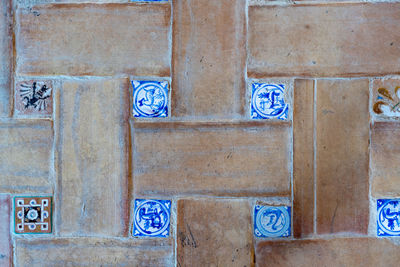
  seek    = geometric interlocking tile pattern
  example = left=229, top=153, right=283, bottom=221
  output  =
left=14, top=196, right=52, bottom=234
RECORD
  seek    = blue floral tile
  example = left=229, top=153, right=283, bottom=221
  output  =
left=132, top=199, right=171, bottom=238
left=254, top=205, right=291, bottom=238
left=377, top=199, right=400, bottom=236
left=131, top=80, right=169, bottom=118
left=251, top=83, right=288, bottom=120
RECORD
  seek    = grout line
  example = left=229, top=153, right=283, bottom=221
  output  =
left=173, top=199, right=178, bottom=267
left=368, top=78, right=375, bottom=237
left=10, top=0, right=15, bottom=118
left=168, top=0, right=173, bottom=82
left=313, top=79, right=317, bottom=236
left=18, top=0, right=400, bottom=7
left=54, top=81, right=64, bottom=238
left=13, top=74, right=400, bottom=81
left=289, top=78, right=294, bottom=238
left=248, top=0, right=400, bottom=6
left=125, top=113, right=133, bottom=237
left=11, top=1, right=17, bottom=265
left=244, top=0, right=250, bottom=118
left=49, top=81, right=59, bottom=237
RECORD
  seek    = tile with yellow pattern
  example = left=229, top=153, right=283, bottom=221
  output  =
left=372, top=79, right=400, bottom=119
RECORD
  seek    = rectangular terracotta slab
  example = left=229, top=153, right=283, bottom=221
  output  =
left=256, top=238, right=400, bottom=267
left=293, top=79, right=315, bottom=238
left=16, top=3, right=171, bottom=76
left=248, top=3, right=400, bottom=77
left=0, top=120, right=53, bottom=194
left=133, top=121, right=291, bottom=197
left=0, top=0, right=11, bottom=117
left=172, top=0, right=246, bottom=118
left=177, top=199, right=253, bottom=267
left=57, top=79, right=130, bottom=236
left=371, top=122, right=400, bottom=197
left=15, top=238, right=173, bottom=266
left=0, top=194, right=12, bottom=266
left=316, top=79, right=369, bottom=234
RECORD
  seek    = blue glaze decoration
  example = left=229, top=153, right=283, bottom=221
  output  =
left=251, top=83, right=288, bottom=120
left=133, top=199, right=171, bottom=238
left=254, top=205, right=291, bottom=238
left=132, top=80, right=168, bottom=118
left=377, top=199, right=400, bottom=236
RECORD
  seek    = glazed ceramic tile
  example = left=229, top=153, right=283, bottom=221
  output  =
left=14, top=196, right=52, bottom=234
left=14, top=80, right=53, bottom=117
left=254, top=205, right=291, bottom=238
left=251, top=83, right=288, bottom=120
left=132, top=199, right=171, bottom=238
left=377, top=199, right=400, bottom=236
left=131, top=80, right=169, bottom=118
left=372, top=80, right=400, bottom=118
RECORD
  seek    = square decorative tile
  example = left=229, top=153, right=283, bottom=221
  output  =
left=131, top=80, right=169, bottom=118
left=377, top=199, right=400, bottom=236
left=372, top=79, right=400, bottom=118
left=251, top=83, right=288, bottom=120
left=14, top=196, right=52, bottom=234
left=254, top=205, right=291, bottom=238
left=14, top=80, right=53, bottom=117
left=132, top=199, right=171, bottom=238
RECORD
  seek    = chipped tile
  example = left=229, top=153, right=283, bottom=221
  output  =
left=251, top=83, right=288, bottom=120
left=14, top=80, right=53, bottom=117
left=14, top=196, right=52, bottom=234
left=254, top=205, right=291, bottom=238
left=377, top=199, right=400, bottom=236
left=132, top=199, right=171, bottom=238
left=132, top=80, right=169, bottom=118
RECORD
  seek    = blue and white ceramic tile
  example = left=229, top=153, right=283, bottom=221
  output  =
left=254, top=205, right=291, bottom=238
left=377, top=199, right=400, bottom=236
left=131, top=80, right=169, bottom=118
left=251, top=83, right=288, bottom=120
left=132, top=199, right=171, bottom=238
